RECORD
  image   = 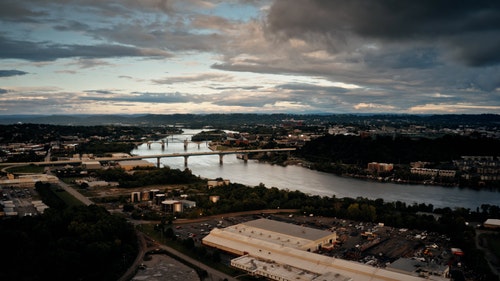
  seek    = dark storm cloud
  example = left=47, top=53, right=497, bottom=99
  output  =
left=267, top=0, right=500, bottom=66
left=211, top=82, right=351, bottom=108
left=364, top=47, right=441, bottom=69
left=0, top=1, right=47, bottom=22
left=209, top=85, right=262, bottom=90
left=93, top=24, right=225, bottom=53
left=213, top=94, right=282, bottom=107
left=0, top=35, right=171, bottom=61
left=211, top=62, right=323, bottom=76
left=276, top=83, right=349, bottom=93
left=0, top=70, right=28, bottom=77
left=80, top=92, right=196, bottom=104
left=84, top=90, right=115, bottom=95
left=152, top=73, right=233, bottom=84
left=54, top=21, right=92, bottom=32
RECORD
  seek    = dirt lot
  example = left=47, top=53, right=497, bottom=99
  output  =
left=132, top=253, right=199, bottom=281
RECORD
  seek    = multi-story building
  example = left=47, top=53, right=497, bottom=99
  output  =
left=367, top=162, right=394, bottom=173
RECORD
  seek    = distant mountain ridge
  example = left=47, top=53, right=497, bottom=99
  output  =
left=0, top=113, right=498, bottom=127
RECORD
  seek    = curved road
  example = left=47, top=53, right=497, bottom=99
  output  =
left=475, top=229, right=500, bottom=279
left=123, top=209, right=299, bottom=281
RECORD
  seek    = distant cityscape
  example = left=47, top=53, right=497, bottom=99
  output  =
left=1, top=114, right=499, bottom=281
left=2, top=114, right=499, bottom=189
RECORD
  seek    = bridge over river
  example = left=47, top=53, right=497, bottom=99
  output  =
left=17, top=148, right=296, bottom=167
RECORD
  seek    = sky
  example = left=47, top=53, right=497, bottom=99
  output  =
left=1, top=0, right=500, bottom=115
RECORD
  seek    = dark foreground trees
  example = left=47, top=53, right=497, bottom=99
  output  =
left=298, top=134, right=500, bottom=166
left=94, top=166, right=204, bottom=188
left=0, top=205, right=138, bottom=281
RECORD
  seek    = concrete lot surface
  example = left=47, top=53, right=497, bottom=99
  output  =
left=132, top=254, right=199, bottom=281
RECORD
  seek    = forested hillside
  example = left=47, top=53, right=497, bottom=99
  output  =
left=297, top=134, right=500, bottom=165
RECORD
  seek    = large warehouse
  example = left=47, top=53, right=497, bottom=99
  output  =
left=202, top=218, right=449, bottom=281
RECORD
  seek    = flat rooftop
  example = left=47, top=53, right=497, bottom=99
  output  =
left=243, top=218, right=334, bottom=241
left=222, top=218, right=335, bottom=250
left=232, top=255, right=353, bottom=281
left=203, top=219, right=450, bottom=281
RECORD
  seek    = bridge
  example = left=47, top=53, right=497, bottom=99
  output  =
left=145, top=139, right=205, bottom=150
left=20, top=148, right=296, bottom=168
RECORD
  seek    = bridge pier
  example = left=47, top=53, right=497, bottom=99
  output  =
left=161, top=140, right=165, bottom=150
left=184, top=156, right=189, bottom=167
left=184, top=139, right=188, bottom=150
left=219, top=154, right=224, bottom=165
left=243, top=153, right=248, bottom=162
left=147, top=142, right=151, bottom=149
left=157, top=157, right=161, bottom=168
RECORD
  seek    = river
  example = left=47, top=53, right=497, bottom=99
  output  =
left=131, top=129, right=500, bottom=210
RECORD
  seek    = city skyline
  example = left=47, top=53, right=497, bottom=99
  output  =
left=1, top=0, right=500, bottom=115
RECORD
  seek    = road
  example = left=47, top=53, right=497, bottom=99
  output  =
left=44, top=167, right=94, bottom=206
left=153, top=242, right=238, bottom=281
left=57, top=178, right=94, bottom=206
left=475, top=229, right=500, bottom=279
left=118, top=228, right=238, bottom=281
left=118, top=231, right=148, bottom=281
left=122, top=209, right=299, bottom=281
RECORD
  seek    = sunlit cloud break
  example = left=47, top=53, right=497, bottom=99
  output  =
left=0, top=0, right=499, bottom=115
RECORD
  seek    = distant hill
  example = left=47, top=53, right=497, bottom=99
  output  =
left=0, top=113, right=499, bottom=128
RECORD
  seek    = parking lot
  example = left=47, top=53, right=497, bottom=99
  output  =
left=170, top=213, right=453, bottom=271
left=0, top=186, right=41, bottom=217
left=172, top=215, right=256, bottom=244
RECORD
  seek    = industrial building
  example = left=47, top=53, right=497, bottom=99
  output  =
left=207, top=178, right=230, bottom=189
left=484, top=218, right=500, bottom=229
left=82, top=161, right=101, bottom=170
left=129, top=189, right=195, bottom=214
left=0, top=174, right=59, bottom=188
left=386, top=258, right=449, bottom=278
left=202, top=218, right=449, bottom=281
left=117, top=160, right=155, bottom=171
left=367, top=162, right=393, bottom=173
left=161, top=200, right=183, bottom=213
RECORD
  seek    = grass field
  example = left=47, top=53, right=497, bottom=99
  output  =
left=2, top=164, right=45, bottom=174
left=51, top=186, right=85, bottom=207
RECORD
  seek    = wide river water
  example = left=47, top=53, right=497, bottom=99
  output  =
left=131, top=129, right=500, bottom=210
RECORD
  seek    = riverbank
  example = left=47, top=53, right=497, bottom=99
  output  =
left=131, top=130, right=500, bottom=210
left=258, top=154, right=499, bottom=192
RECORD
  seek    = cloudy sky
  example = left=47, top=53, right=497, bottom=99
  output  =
left=1, top=0, right=499, bottom=115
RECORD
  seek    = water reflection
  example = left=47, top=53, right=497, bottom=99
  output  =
left=131, top=129, right=500, bottom=210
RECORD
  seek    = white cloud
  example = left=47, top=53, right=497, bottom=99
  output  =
left=0, top=0, right=499, bottom=115
left=353, top=103, right=395, bottom=111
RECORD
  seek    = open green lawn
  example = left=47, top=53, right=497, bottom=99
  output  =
left=2, top=164, right=45, bottom=174
left=51, top=186, right=85, bottom=207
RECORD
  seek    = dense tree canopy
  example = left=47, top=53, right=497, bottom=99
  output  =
left=94, top=166, right=204, bottom=188
left=297, top=134, right=500, bottom=165
left=0, top=205, right=138, bottom=281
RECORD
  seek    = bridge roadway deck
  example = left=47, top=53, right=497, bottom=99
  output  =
left=18, top=148, right=296, bottom=166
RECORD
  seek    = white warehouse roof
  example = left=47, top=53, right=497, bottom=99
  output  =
left=243, top=218, right=333, bottom=241
left=203, top=218, right=449, bottom=281
left=484, top=218, right=500, bottom=228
